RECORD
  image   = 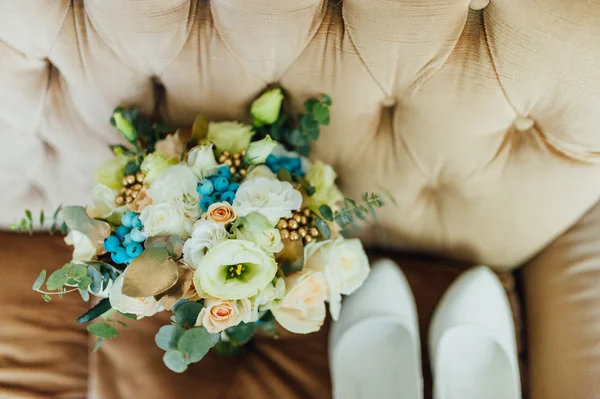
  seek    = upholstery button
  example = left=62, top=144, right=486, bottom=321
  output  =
left=469, top=0, right=490, bottom=10
left=381, top=96, right=397, bottom=107
left=514, top=116, right=535, bottom=131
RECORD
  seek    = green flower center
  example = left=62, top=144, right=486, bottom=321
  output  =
left=225, top=263, right=252, bottom=281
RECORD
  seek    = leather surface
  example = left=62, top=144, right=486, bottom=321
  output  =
left=2, top=1, right=600, bottom=268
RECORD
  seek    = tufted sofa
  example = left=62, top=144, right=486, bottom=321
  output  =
left=1, top=1, right=600, bottom=398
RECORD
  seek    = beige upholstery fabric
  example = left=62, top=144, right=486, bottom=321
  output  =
left=1, top=0, right=599, bottom=268
left=2, top=1, right=600, bottom=398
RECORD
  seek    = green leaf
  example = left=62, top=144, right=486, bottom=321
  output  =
left=312, top=102, right=329, bottom=124
left=314, top=217, right=331, bottom=240
left=25, top=210, right=32, bottom=223
left=226, top=322, right=256, bottom=346
left=318, top=205, right=333, bottom=222
left=304, top=98, right=319, bottom=113
left=92, top=338, right=104, bottom=352
left=340, top=208, right=353, bottom=225
left=276, top=168, right=293, bottom=183
left=88, top=266, right=104, bottom=294
left=287, top=129, right=308, bottom=147
left=177, top=327, right=212, bottom=363
left=124, top=161, right=140, bottom=175
left=78, top=289, right=90, bottom=302
left=155, top=324, right=186, bottom=351
left=42, top=293, right=52, bottom=302
left=209, top=333, right=221, bottom=347
left=87, top=322, right=118, bottom=339
left=39, top=211, right=45, bottom=226
left=68, top=264, right=88, bottom=280
left=32, top=270, right=46, bottom=291
left=305, top=126, right=320, bottom=141
left=163, top=349, right=188, bottom=373
left=334, top=213, right=347, bottom=228
left=119, top=312, right=138, bottom=320
left=46, top=269, right=68, bottom=290
left=214, top=340, right=240, bottom=357
left=320, top=94, right=332, bottom=106
left=300, top=114, right=319, bottom=132
left=344, top=198, right=357, bottom=208
left=77, top=298, right=112, bottom=324
left=174, top=302, right=203, bottom=328
left=116, top=320, right=129, bottom=328
left=78, top=276, right=93, bottom=290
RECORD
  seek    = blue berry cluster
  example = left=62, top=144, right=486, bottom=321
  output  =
left=265, top=154, right=304, bottom=177
left=103, top=211, right=146, bottom=265
left=197, top=166, right=240, bottom=212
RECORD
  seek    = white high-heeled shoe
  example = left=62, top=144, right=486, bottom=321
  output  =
left=429, top=266, right=521, bottom=399
left=329, top=259, right=423, bottom=399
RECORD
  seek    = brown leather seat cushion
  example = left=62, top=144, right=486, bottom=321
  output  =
left=0, top=232, right=524, bottom=398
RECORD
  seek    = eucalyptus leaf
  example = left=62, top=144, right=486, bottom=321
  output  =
left=87, top=322, right=118, bottom=339
left=174, top=301, right=204, bottom=328
left=304, top=98, right=319, bottom=113
left=32, top=270, right=46, bottom=291
left=78, top=276, right=93, bottom=290
left=177, top=327, right=212, bottom=363
left=226, top=322, right=256, bottom=346
left=155, top=324, right=186, bottom=351
left=92, top=338, right=104, bottom=352
left=320, top=94, right=332, bottom=106
left=318, top=205, right=333, bottom=222
left=214, top=340, right=239, bottom=357
left=312, top=102, right=329, bottom=124
left=314, top=217, right=331, bottom=240
left=79, top=289, right=90, bottom=302
left=88, top=266, right=104, bottom=294
left=46, top=269, right=68, bottom=291
left=68, top=264, right=88, bottom=280
left=77, top=298, right=112, bottom=324
left=163, top=349, right=188, bottom=373
left=42, top=293, right=52, bottom=302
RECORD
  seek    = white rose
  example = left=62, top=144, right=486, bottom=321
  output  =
left=64, top=230, right=99, bottom=261
left=272, top=270, right=328, bottom=334
left=233, top=177, right=302, bottom=225
left=195, top=298, right=254, bottom=334
left=251, top=277, right=285, bottom=319
left=234, top=226, right=283, bottom=254
left=108, top=275, right=165, bottom=319
left=182, top=220, right=229, bottom=269
left=246, top=165, right=276, bottom=180
left=149, top=164, right=200, bottom=211
left=193, top=239, right=278, bottom=300
left=304, top=238, right=370, bottom=320
left=186, top=144, right=220, bottom=179
left=87, top=184, right=125, bottom=220
left=139, top=202, right=194, bottom=240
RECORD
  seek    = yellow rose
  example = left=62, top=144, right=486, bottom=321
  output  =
left=140, top=152, right=178, bottom=185
left=207, top=121, right=254, bottom=154
left=305, top=161, right=344, bottom=210
left=94, top=156, right=128, bottom=190
left=272, top=270, right=328, bottom=334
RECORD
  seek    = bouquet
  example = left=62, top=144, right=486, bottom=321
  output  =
left=17, top=89, right=384, bottom=372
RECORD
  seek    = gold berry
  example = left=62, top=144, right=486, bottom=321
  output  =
left=303, top=208, right=311, bottom=217
left=122, top=176, right=130, bottom=186
left=300, top=216, right=308, bottom=225
left=224, top=159, right=233, bottom=166
left=136, top=172, right=146, bottom=183
left=120, top=187, right=127, bottom=194
left=298, top=227, right=307, bottom=238
left=239, top=168, right=247, bottom=176
left=125, top=188, right=133, bottom=196
left=233, top=152, right=242, bottom=160
left=277, top=219, right=288, bottom=230
left=229, top=166, right=237, bottom=174
left=131, top=191, right=138, bottom=199
left=233, top=158, right=242, bottom=167
left=125, top=195, right=134, bottom=204
left=133, top=183, right=142, bottom=191
left=280, top=229, right=290, bottom=239
left=115, top=196, right=125, bottom=205
left=310, top=227, right=319, bottom=237
left=218, top=155, right=228, bottom=163
left=240, top=149, right=246, bottom=156
left=288, top=220, right=299, bottom=230
left=293, top=214, right=302, bottom=223
left=304, top=235, right=313, bottom=243
left=222, top=151, right=230, bottom=157
left=126, top=175, right=136, bottom=185
left=290, top=231, right=300, bottom=241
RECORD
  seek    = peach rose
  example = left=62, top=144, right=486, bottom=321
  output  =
left=155, top=130, right=185, bottom=159
left=195, top=298, right=253, bottom=333
left=204, top=202, right=237, bottom=225
left=127, top=187, right=152, bottom=212
left=272, top=270, right=328, bottom=334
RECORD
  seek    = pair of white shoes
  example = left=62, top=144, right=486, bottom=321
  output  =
left=330, top=260, right=521, bottom=399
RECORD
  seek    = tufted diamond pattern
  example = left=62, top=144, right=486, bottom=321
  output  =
left=1, top=0, right=599, bottom=268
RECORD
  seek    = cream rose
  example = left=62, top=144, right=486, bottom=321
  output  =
left=193, top=240, right=278, bottom=300
left=186, top=144, right=220, bottom=179
left=155, top=130, right=185, bottom=159
left=182, top=220, right=229, bottom=269
left=139, top=202, right=194, bottom=240
left=304, top=238, right=370, bottom=320
left=234, top=226, right=283, bottom=254
left=204, top=202, right=237, bottom=226
left=251, top=277, right=285, bottom=320
left=233, top=177, right=302, bottom=225
left=305, top=161, right=343, bottom=210
left=246, top=165, right=276, bottom=180
left=272, top=270, right=328, bottom=334
left=87, top=183, right=126, bottom=220
left=108, top=275, right=164, bottom=319
left=64, top=230, right=98, bottom=261
left=195, top=298, right=254, bottom=333
left=127, top=187, right=152, bottom=212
